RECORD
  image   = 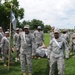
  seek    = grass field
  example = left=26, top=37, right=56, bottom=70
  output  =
left=0, top=33, right=75, bottom=75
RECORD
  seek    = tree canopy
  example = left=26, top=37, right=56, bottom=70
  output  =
left=0, top=0, right=24, bottom=31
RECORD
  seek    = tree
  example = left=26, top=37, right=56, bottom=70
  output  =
left=44, top=25, right=51, bottom=33
left=0, top=0, right=24, bottom=31
left=20, top=20, right=30, bottom=29
left=21, top=19, right=44, bottom=30
left=30, top=19, right=44, bottom=30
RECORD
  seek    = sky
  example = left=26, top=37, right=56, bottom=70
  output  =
left=18, top=0, right=75, bottom=29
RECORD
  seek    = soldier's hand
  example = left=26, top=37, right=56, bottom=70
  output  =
left=12, top=47, right=15, bottom=52
left=43, top=46, right=47, bottom=48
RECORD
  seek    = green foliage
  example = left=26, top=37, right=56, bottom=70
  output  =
left=30, top=19, right=44, bottom=30
left=21, top=19, right=45, bottom=30
left=44, top=25, right=51, bottom=33
left=0, top=0, right=24, bottom=31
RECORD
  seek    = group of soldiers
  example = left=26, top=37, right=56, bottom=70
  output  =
left=0, top=25, right=75, bottom=75
left=49, top=27, right=75, bottom=75
left=0, top=25, right=45, bottom=75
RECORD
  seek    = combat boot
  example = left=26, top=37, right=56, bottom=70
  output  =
left=4, top=64, right=7, bottom=67
left=29, top=73, right=32, bottom=75
left=23, top=72, right=26, bottom=75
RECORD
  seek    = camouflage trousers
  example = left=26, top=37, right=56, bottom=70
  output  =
left=49, top=56, right=65, bottom=75
left=15, top=46, right=20, bottom=58
left=20, top=52, right=32, bottom=73
left=2, top=49, right=12, bottom=64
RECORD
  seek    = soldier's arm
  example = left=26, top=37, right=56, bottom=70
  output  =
left=67, top=34, right=70, bottom=45
left=0, top=38, right=5, bottom=53
left=47, top=40, right=53, bottom=59
left=31, top=34, right=36, bottom=50
left=70, top=36, right=73, bottom=52
left=42, top=32, right=44, bottom=42
left=13, top=34, right=17, bottom=46
left=41, top=32, right=46, bottom=47
left=63, top=39, right=69, bottom=59
left=19, top=34, right=21, bottom=48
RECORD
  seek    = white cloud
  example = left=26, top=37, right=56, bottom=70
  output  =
left=18, top=0, right=75, bottom=29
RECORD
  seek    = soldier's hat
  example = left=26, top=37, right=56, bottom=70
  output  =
left=54, top=29, right=59, bottom=33
left=16, top=28, right=19, bottom=30
left=24, top=25, right=30, bottom=29
left=37, top=26, right=41, bottom=29
left=0, top=27, right=2, bottom=29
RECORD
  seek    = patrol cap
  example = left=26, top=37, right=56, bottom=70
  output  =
left=0, top=27, right=2, bottom=29
left=24, top=25, right=30, bottom=29
left=19, top=28, right=22, bottom=30
left=5, top=31, right=9, bottom=34
left=16, top=28, right=19, bottom=30
left=54, top=29, right=59, bottom=33
left=37, top=26, right=41, bottom=29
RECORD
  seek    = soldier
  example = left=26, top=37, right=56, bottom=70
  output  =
left=61, top=29, right=70, bottom=54
left=67, top=29, right=71, bottom=40
left=0, top=31, right=13, bottom=67
left=13, top=28, right=20, bottom=62
left=34, top=26, right=44, bottom=48
left=48, top=29, right=69, bottom=75
left=50, top=27, right=55, bottom=40
left=71, top=33, right=75, bottom=57
left=61, top=29, right=70, bottom=44
left=0, top=27, right=4, bottom=35
left=33, top=26, right=45, bottom=58
left=0, top=27, right=4, bottom=59
left=19, top=25, right=35, bottom=75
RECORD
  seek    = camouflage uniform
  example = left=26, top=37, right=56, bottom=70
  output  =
left=71, top=33, right=75, bottom=55
left=61, top=32, right=69, bottom=44
left=67, top=31, right=71, bottom=40
left=13, top=32, right=20, bottom=58
left=48, top=36, right=69, bottom=75
left=50, top=27, right=55, bottom=40
left=34, top=30, right=44, bottom=48
left=0, top=36, right=12, bottom=64
left=0, top=32, right=4, bottom=57
left=50, top=32, right=54, bottom=40
left=19, top=32, right=35, bottom=73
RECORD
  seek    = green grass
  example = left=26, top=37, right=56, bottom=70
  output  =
left=44, top=33, right=50, bottom=46
left=0, top=33, right=75, bottom=75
